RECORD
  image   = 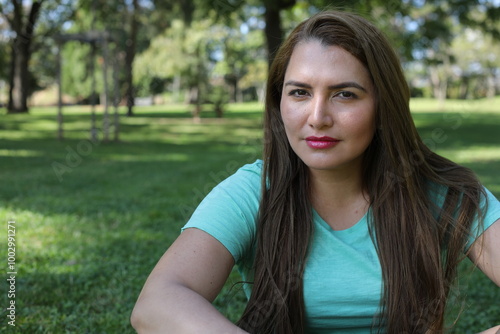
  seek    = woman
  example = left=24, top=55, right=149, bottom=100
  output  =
left=131, top=11, right=500, bottom=333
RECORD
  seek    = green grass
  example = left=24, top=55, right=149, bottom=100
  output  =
left=0, top=98, right=499, bottom=333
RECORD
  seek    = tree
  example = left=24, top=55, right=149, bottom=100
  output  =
left=60, top=40, right=104, bottom=101
left=401, top=0, right=500, bottom=102
left=0, top=0, right=74, bottom=113
left=262, top=0, right=296, bottom=66
left=1, top=0, right=44, bottom=113
left=133, top=19, right=190, bottom=99
left=57, top=0, right=146, bottom=114
left=0, top=18, right=10, bottom=83
left=124, top=0, right=139, bottom=116
left=197, top=0, right=296, bottom=66
left=212, top=9, right=268, bottom=103
left=75, top=0, right=201, bottom=116
left=450, top=27, right=500, bottom=99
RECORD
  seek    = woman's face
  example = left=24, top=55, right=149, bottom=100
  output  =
left=280, top=40, right=376, bottom=174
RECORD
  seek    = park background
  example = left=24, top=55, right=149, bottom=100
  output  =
left=0, top=0, right=500, bottom=332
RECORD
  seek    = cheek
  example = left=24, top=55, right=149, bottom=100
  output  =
left=357, top=119, right=375, bottom=139
left=280, top=104, right=296, bottom=130
left=365, top=110, right=377, bottom=135
left=279, top=106, right=294, bottom=142
left=355, top=103, right=376, bottom=133
left=279, top=101, right=287, bottom=127
left=360, top=115, right=376, bottom=142
left=281, top=101, right=307, bottom=128
left=343, top=110, right=376, bottom=140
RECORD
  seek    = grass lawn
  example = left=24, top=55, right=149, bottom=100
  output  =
left=0, top=98, right=499, bottom=333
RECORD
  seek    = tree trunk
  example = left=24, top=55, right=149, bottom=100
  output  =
left=486, top=72, right=495, bottom=99
left=112, top=43, right=120, bottom=142
left=125, top=0, right=139, bottom=117
left=10, top=42, right=30, bottom=113
left=236, top=84, right=243, bottom=103
left=173, top=75, right=181, bottom=102
left=102, top=35, right=110, bottom=142
left=6, top=0, right=44, bottom=114
left=226, top=74, right=237, bottom=103
left=429, top=66, right=447, bottom=108
left=459, top=76, right=469, bottom=100
left=263, top=0, right=296, bottom=67
left=57, top=41, right=63, bottom=140
left=90, top=43, right=98, bottom=143
left=264, top=7, right=282, bottom=68
left=189, top=86, right=201, bottom=122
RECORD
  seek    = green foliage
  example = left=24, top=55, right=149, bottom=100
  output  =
left=448, top=28, right=500, bottom=99
left=133, top=19, right=187, bottom=82
left=213, top=18, right=267, bottom=102
left=133, top=18, right=215, bottom=100
left=0, top=99, right=499, bottom=332
left=396, top=0, right=500, bottom=100
left=0, top=0, right=74, bottom=87
left=208, top=84, right=230, bottom=117
left=2, top=0, right=500, bottom=108
left=61, top=41, right=104, bottom=100
left=57, top=3, right=113, bottom=101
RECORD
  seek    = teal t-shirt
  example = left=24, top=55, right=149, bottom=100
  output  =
left=182, top=160, right=500, bottom=333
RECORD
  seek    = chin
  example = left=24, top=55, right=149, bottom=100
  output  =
left=301, top=160, right=342, bottom=171
left=299, top=155, right=364, bottom=173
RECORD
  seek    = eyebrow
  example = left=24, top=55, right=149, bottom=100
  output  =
left=284, top=80, right=367, bottom=93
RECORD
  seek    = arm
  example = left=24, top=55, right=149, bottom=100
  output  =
left=131, top=228, right=249, bottom=334
left=477, top=325, right=500, bottom=334
left=468, top=218, right=500, bottom=334
left=469, top=218, right=500, bottom=286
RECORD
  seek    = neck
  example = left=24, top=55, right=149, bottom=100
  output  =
left=309, top=164, right=368, bottom=211
left=308, top=166, right=370, bottom=230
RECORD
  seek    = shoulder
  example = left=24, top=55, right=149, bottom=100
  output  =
left=182, top=160, right=263, bottom=262
left=215, top=159, right=263, bottom=197
left=189, top=159, right=263, bottom=217
left=425, top=181, right=498, bottom=210
left=480, top=188, right=500, bottom=226
left=234, top=159, right=263, bottom=180
left=427, top=180, right=500, bottom=249
left=425, top=181, right=500, bottom=232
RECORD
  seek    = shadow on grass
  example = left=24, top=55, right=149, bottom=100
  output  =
left=0, top=108, right=498, bottom=332
left=414, top=112, right=500, bottom=149
left=0, top=139, right=257, bottom=332
left=0, top=234, right=165, bottom=333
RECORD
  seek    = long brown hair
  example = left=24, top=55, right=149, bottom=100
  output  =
left=237, top=10, right=485, bottom=333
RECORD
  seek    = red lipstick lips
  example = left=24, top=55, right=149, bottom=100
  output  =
left=305, top=136, right=340, bottom=149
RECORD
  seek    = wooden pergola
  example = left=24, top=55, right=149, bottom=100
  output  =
left=54, top=31, right=120, bottom=142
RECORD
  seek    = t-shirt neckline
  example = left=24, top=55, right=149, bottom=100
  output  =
left=312, top=207, right=371, bottom=235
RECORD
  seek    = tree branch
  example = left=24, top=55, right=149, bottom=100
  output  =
left=11, top=0, right=23, bottom=33
left=23, top=0, right=45, bottom=38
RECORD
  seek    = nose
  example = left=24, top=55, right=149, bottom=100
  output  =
left=308, top=96, right=333, bottom=129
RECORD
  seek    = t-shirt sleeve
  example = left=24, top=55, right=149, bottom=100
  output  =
left=181, top=161, right=262, bottom=264
left=466, top=187, right=500, bottom=250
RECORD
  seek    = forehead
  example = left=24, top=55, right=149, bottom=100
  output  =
left=284, top=40, right=371, bottom=85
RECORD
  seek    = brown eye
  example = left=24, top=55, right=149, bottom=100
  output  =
left=336, top=91, right=357, bottom=99
left=289, top=89, right=309, bottom=97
